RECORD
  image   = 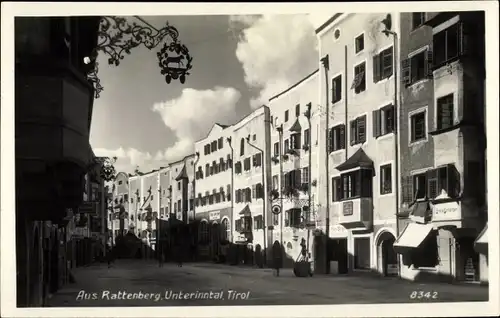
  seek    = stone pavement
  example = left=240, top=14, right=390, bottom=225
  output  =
left=46, top=259, right=488, bottom=307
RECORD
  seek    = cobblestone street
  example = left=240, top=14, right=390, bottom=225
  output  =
left=46, top=260, right=488, bottom=307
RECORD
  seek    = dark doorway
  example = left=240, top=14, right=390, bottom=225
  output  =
left=330, top=238, right=348, bottom=274
left=380, top=234, right=398, bottom=276
left=458, top=236, right=480, bottom=282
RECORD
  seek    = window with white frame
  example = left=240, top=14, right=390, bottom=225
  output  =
left=272, top=175, right=279, bottom=190
left=436, top=94, right=454, bottom=130
left=350, top=115, right=367, bottom=145
left=373, top=104, right=395, bottom=138
left=412, top=173, right=427, bottom=200
left=332, top=75, right=342, bottom=103
left=355, top=34, right=364, bottom=54
left=410, top=110, right=427, bottom=143
left=352, top=62, right=366, bottom=94
left=273, top=142, right=279, bottom=157
left=303, top=129, right=310, bottom=146
left=380, top=164, right=392, bottom=195
left=329, top=124, right=346, bottom=152
left=302, top=167, right=310, bottom=188
left=412, top=12, right=426, bottom=30
left=402, top=48, right=433, bottom=86
left=373, top=46, right=393, bottom=82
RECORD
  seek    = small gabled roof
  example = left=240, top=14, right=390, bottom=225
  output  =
left=288, top=118, right=302, bottom=133
left=335, top=148, right=374, bottom=171
left=174, top=164, right=188, bottom=181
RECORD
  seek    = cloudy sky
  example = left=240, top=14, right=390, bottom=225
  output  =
left=91, top=14, right=330, bottom=173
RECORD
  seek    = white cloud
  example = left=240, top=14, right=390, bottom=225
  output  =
left=152, top=86, right=241, bottom=160
left=232, top=14, right=318, bottom=108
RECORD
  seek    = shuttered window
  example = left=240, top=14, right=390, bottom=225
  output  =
left=373, top=46, right=393, bottom=83
left=437, top=94, right=454, bottom=130
left=350, top=115, right=366, bottom=145
left=373, top=105, right=395, bottom=138
left=329, top=124, right=346, bottom=152
left=332, top=177, right=342, bottom=202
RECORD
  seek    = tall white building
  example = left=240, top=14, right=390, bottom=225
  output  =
left=231, top=106, right=272, bottom=266
left=316, top=13, right=400, bottom=275
left=193, top=124, right=233, bottom=260
left=268, top=70, right=320, bottom=268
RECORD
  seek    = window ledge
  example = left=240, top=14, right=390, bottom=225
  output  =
left=411, top=266, right=438, bottom=272
left=431, top=196, right=462, bottom=205
left=376, top=132, right=394, bottom=142
left=329, top=148, right=345, bottom=155
left=408, top=138, right=428, bottom=147
left=379, top=192, right=394, bottom=198
left=374, top=75, right=393, bottom=85
left=407, top=77, right=430, bottom=88
left=429, top=121, right=468, bottom=136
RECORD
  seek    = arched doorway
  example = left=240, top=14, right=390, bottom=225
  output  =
left=377, top=231, right=398, bottom=277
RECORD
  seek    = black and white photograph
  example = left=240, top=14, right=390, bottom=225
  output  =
left=1, top=2, right=498, bottom=317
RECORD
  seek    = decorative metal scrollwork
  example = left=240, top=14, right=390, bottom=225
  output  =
left=86, top=16, right=193, bottom=98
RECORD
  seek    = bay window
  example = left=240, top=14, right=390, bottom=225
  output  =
left=333, top=168, right=373, bottom=201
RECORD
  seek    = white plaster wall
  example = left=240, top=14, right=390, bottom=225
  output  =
left=194, top=125, right=233, bottom=216
left=318, top=13, right=400, bottom=229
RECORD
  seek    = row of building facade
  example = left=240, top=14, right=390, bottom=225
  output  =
left=110, top=11, right=488, bottom=283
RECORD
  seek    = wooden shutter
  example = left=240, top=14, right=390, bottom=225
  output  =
left=331, top=77, right=337, bottom=102
left=350, top=120, right=357, bottom=145
left=295, top=169, right=302, bottom=187
left=328, top=128, right=334, bottom=152
left=252, top=185, right=256, bottom=199
left=401, top=58, right=411, bottom=86
left=373, top=53, right=381, bottom=83
left=247, top=188, right=252, bottom=202
left=284, top=172, right=290, bottom=188
left=358, top=115, right=366, bottom=143
left=447, top=164, right=460, bottom=198
left=372, top=109, right=381, bottom=138
left=425, top=48, right=434, bottom=77
left=401, top=175, right=413, bottom=204
left=427, top=169, right=438, bottom=199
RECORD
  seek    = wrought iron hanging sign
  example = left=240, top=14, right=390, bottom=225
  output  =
left=86, top=16, right=193, bottom=98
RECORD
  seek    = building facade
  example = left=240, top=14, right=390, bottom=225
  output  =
left=268, top=71, right=320, bottom=269
left=169, top=155, right=197, bottom=223
left=231, top=106, right=273, bottom=267
left=395, top=11, right=487, bottom=283
left=127, top=174, right=141, bottom=236
left=15, top=16, right=101, bottom=306
left=158, top=166, right=172, bottom=219
left=110, top=172, right=130, bottom=243
left=194, top=124, right=233, bottom=260
left=316, top=13, right=400, bottom=275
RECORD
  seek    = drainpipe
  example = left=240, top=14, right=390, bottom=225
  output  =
left=246, top=136, right=267, bottom=266
left=320, top=54, right=330, bottom=274
left=276, top=125, right=284, bottom=256
left=226, top=137, right=235, bottom=243
left=344, top=46, right=348, bottom=162
left=192, top=152, right=200, bottom=247
left=305, top=102, right=313, bottom=257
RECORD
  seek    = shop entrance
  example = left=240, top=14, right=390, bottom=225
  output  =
left=457, top=237, right=480, bottom=282
left=329, top=238, right=348, bottom=274
left=377, top=231, right=398, bottom=277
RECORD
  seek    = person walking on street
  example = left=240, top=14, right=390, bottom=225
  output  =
left=106, top=246, right=115, bottom=268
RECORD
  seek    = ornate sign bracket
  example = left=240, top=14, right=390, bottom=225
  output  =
left=86, top=16, right=193, bottom=98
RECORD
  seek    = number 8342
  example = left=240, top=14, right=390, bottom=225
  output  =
left=410, top=291, right=438, bottom=299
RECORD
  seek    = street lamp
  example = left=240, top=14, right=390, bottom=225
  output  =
left=304, top=103, right=313, bottom=258
left=381, top=14, right=401, bottom=277
left=246, top=135, right=267, bottom=266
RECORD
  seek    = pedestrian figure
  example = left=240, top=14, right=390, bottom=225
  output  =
left=106, top=246, right=114, bottom=268
left=272, top=241, right=283, bottom=277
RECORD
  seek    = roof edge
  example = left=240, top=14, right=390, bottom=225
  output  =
left=315, top=13, right=344, bottom=34
left=269, top=69, right=319, bottom=102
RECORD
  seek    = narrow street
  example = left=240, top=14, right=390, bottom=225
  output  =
left=47, top=260, right=488, bottom=307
